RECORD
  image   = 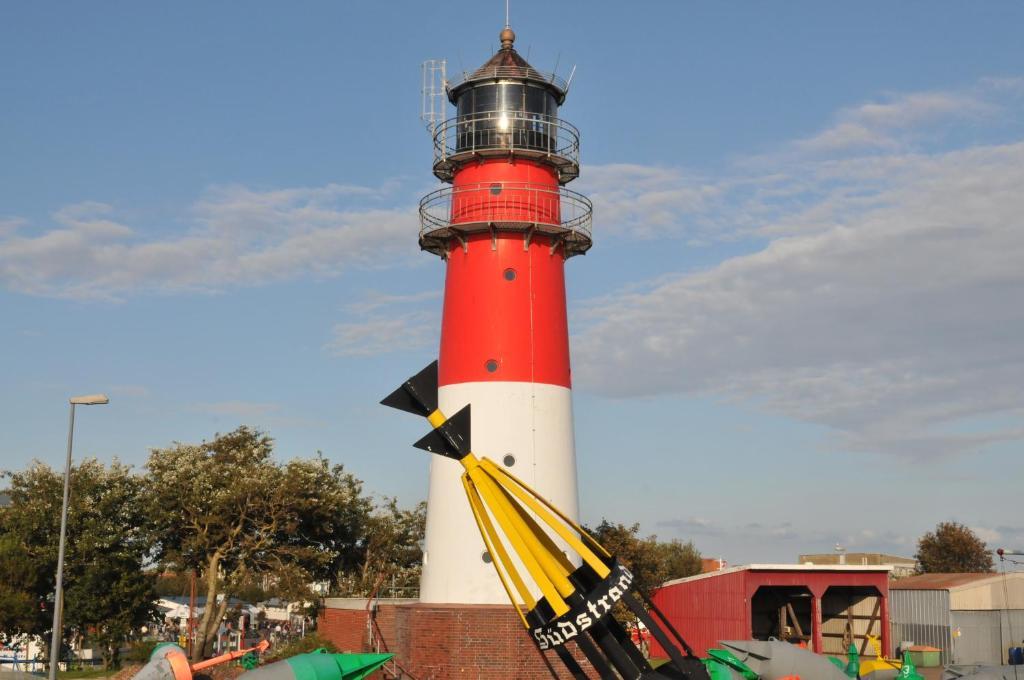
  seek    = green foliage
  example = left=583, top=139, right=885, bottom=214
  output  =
left=915, top=521, right=994, bottom=573
left=232, top=579, right=270, bottom=604
left=0, top=462, right=65, bottom=644
left=124, top=639, right=162, bottom=664
left=335, top=499, right=426, bottom=597
left=264, top=632, right=338, bottom=661
left=588, top=520, right=703, bottom=599
left=1, top=425, right=426, bottom=665
left=0, top=460, right=157, bottom=668
left=0, top=532, right=46, bottom=643
left=154, top=571, right=192, bottom=598
left=145, top=427, right=374, bottom=660
left=584, top=520, right=702, bottom=627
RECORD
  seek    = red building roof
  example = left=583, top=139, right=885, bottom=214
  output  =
left=662, top=562, right=892, bottom=588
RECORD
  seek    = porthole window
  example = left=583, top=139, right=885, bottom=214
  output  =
left=503, top=454, right=516, bottom=467
left=503, top=268, right=517, bottom=281
left=485, top=359, right=499, bottom=373
left=482, top=551, right=493, bottom=564
left=489, top=183, right=503, bottom=196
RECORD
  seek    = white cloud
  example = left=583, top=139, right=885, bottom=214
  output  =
left=971, top=526, right=1002, bottom=544
left=325, top=289, right=441, bottom=357
left=109, top=384, right=151, bottom=398
left=796, top=121, right=899, bottom=154
left=844, top=529, right=912, bottom=551
left=795, top=90, right=996, bottom=153
left=196, top=401, right=282, bottom=418
left=574, top=81, right=1019, bottom=246
left=658, top=518, right=801, bottom=542
left=990, top=526, right=1024, bottom=548
left=656, top=517, right=724, bottom=537
left=0, top=217, right=29, bottom=237
left=0, top=182, right=419, bottom=300
left=344, top=290, right=441, bottom=315
left=52, top=201, right=135, bottom=238
left=191, top=400, right=327, bottom=429
left=326, top=312, right=438, bottom=357
left=979, top=76, right=1024, bottom=94
left=574, top=80, right=1024, bottom=459
left=577, top=164, right=730, bottom=241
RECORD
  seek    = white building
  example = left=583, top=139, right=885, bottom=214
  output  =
left=890, top=571, right=1024, bottom=665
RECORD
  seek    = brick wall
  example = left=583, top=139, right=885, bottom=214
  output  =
left=319, top=606, right=366, bottom=652
left=320, top=601, right=593, bottom=679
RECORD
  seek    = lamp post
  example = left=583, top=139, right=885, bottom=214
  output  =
left=48, top=394, right=109, bottom=680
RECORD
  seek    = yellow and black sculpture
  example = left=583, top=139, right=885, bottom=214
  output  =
left=383, top=361, right=710, bottom=680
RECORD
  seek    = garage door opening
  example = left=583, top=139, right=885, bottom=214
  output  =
left=821, top=585, right=885, bottom=657
left=751, top=586, right=814, bottom=645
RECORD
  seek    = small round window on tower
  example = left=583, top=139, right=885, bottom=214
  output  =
left=503, top=268, right=516, bottom=281
left=503, top=454, right=516, bottom=467
left=485, top=359, right=499, bottom=373
left=489, top=183, right=503, bottom=196
left=481, top=551, right=493, bottom=564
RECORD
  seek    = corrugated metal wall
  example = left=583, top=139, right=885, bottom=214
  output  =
left=949, top=609, right=1024, bottom=665
left=889, top=589, right=953, bottom=665
left=949, top=574, right=1024, bottom=610
left=950, top=611, right=1001, bottom=664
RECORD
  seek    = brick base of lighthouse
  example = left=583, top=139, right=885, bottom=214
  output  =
left=320, top=599, right=591, bottom=679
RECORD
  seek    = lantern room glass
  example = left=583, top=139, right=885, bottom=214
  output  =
left=454, top=82, right=559, bottom=154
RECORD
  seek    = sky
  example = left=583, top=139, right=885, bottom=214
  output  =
left=2, top=1, right=1023, bottom=565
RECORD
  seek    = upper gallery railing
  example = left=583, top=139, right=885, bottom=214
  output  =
left=432, top=112, right=580, bottom=183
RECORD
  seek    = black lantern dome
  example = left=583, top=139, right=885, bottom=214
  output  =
left=431, top=27, right=579, bottom=184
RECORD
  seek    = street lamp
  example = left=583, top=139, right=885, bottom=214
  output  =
left=48, top=394, right=109, bottom=680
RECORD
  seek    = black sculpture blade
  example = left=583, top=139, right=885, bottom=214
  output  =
left=380, top=360, right=439, bottom=416
left=412, top=404, right=471, bottom=460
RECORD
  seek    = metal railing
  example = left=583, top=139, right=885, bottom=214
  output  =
left=432, top=112, right=580, bottom=182
left=418, top=181, right=592, bottom=257
left=364, top=576, right=421, bottom=680
left=447, top=66, right=568, bottom=94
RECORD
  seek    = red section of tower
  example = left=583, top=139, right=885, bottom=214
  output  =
left=439, top=231, right=571, bottom=387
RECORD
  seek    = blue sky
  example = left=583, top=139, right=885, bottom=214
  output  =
left=3, top=1, right=1023, bottom=564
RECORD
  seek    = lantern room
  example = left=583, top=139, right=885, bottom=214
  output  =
left=430, top=27, right=581, bottom=185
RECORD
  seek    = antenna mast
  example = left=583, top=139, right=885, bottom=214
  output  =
left=420, top=59, right=448, bottom=140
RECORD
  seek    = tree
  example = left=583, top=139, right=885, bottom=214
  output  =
left=145, top=427, right=373, bottom=661
left=154, top=571, right=192, bottom=598
left=588, top=520, right=703, bottom=599
left=0, top=533, right=43, bottom=644
left=0, top=460, right=157, bottom=668
left=915, top=522, right=994, bottom=573
left=0, top=468, right=59, bottom=647
left=336, top=499, right=426, bottom=598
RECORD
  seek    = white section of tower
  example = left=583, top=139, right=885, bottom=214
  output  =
left=418, top=381, right=580, bottom=604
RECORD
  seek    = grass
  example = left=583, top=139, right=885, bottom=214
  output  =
left=264, top=633, right=337, bottom=662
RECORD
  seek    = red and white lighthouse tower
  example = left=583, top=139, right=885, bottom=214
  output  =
left=417, top=25, right=592, bottom=605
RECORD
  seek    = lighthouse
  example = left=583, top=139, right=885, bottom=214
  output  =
left=417, top=25, right=592, bottom=604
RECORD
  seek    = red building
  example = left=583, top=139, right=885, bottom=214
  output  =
left=650, top=564, right=892, bottom=660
